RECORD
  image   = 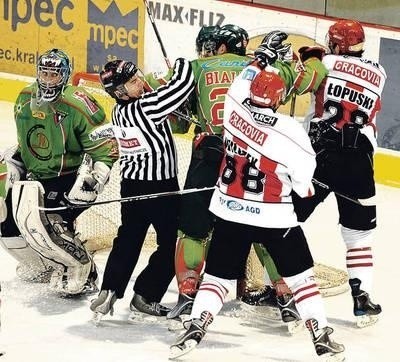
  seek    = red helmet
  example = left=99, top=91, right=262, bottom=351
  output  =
left=327, top=19, right=365, bottom=55
left=250, top=70, right=286, bottom=109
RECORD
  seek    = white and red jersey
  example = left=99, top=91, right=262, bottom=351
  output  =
left=209, top=66, right=316, bottom=228
left=307, top=54, right=386, bottom=151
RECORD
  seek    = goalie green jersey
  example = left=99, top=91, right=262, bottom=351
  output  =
left=144, top=54, right=328, bottom=136
left=14, top=83, right=118, bottom=180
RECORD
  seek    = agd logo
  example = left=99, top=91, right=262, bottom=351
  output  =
left=87, top=0, right=141, bottom=73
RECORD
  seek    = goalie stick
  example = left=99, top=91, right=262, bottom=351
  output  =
left=37, top=186, right=216, bottom=211
left=312, top=178, right=376, bottom=206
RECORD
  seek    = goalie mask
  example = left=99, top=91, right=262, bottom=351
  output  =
left=195, top=25, right=220, bottom=57
left=216, top=24, right=249, bottom=56
left=250, top=70, right=286, bottom=110
left=36, top=49, right=72, bottom=103
left=100, top=60, right=140, bottom=100
left=327, top=19, right=365, bottom=56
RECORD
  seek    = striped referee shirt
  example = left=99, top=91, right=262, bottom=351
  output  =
left=111, top=58, right=194, bottom=181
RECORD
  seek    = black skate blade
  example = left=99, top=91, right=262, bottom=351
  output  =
left=169, top=339, right=198, bottom=359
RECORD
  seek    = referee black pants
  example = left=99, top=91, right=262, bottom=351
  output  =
left=101, top=177, right=179, bottom=301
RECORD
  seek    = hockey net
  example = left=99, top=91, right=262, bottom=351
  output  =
left=72, top=72, right=349, bottom=297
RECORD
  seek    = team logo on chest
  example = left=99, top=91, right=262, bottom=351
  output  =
left=26, top=124, right=52, bottom=161
left=54, top=110, right=68, bottom=125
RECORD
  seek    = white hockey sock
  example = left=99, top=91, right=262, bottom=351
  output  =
left=190, top=273, right=233, bottom=320
left=342, top=226, right=374, bottom=293
left=283, top=268, right=327, bottom=328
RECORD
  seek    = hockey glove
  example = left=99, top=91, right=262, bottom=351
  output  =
left=68, top=155, right=111, bottom=203
left=308, top=119, right=340, bottom=150
left=254, top=30, right=291, bottom=68
left=341, top=123, right=374, bottom=153
left=298, top=46, right=326, bottom=62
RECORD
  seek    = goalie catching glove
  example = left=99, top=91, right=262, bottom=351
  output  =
left=67, top=154, right=111, bottom=203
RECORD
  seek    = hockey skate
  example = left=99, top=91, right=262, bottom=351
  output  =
left=166, top=294, right=194, bottom=332
left=241, top=285, right=278, bottom=307
left=128, top=293, right=171, bottom=324
left=49, top=259, right=99, bottom=297
left=305, top=319, right=345, bottom=362
left=240, top=285, right=280, bottom=320
left=90, top=290, right=117, bottom=326
left=349, top=278, right=382, bottom=328
left=277, top=294, right=303, bottom=334
left=167, top=293, right=194, bottom=320
left=169, top=311, right=213, bottom=359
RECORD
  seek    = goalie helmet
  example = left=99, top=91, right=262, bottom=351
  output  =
left=327, top=19, right=365, bottom=55
left=99, top=60, right=138, bottom=99
left=195, top=25, right=220, bottom=57
left=216, top=24, right=249, bottom=55
left=36, top=48, right=72, bottom=102
left=250, top=70, right=286, bottom=110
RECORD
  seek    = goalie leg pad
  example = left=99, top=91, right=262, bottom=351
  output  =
left=12, top=181, right=95, bottom=294
left=0, top=235, right=53, bottom=282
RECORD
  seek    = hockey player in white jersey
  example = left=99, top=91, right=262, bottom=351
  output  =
left=293, top=19, right=386, bottom=328
left=170, top=61, right=345, bottom=361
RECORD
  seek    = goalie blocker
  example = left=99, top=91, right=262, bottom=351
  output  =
left=11, top=181, right=97, bottom=295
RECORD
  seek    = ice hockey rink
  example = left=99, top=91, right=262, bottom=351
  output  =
left=0, top=99, right=399, bottom=362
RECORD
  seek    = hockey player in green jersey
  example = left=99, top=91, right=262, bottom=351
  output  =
left=0, top=49, right=118, bottom=296
left=168, top=26, right=328, bottom=320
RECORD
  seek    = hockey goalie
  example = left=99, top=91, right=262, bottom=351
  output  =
left=0, top=150, right=114, bottom=296
left=0, top=48, right=117, bottom=296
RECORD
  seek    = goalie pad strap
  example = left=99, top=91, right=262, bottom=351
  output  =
left=12, top=181, right=90, bottom=267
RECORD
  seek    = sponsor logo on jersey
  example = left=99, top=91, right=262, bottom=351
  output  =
left=73, top=91, right=100, bottom=115
left=327, top=83, right=374, bottom=110
left=242, top=68, right=257, bottom=81
left=32, top=111, right=46, bottom=120
left=245, top=206, right=260, bottom=214
left=119, top=138, right=140, bottom=148
left=333, top=60, right=381, bottom=87
left=227, top=200, right=244, bottom=211
left=229, top=111, right=267, bottom=146
left=201, top=59, right=248, bottom=71
left=251, top=111, right=278, bottom=127
left=47, top=191, right=58, bottom=200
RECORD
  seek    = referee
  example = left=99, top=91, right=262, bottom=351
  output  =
left=90, top=58, right=195, bottom=318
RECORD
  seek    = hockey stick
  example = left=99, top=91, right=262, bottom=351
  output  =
left=142, top=0, right=196, bottom=126
left=143, top=0, right=171, bottom=69
left=311, top=178, right=376, bottom=206
left=37, top=186, right=216, bottom=211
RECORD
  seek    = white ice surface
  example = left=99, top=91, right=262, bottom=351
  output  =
left=0, top=100, right=399, bottom=361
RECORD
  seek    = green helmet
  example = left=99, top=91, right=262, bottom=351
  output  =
left=216, top=24, right=249, bottom=55
left=195, top=25, right=220, bottom=57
